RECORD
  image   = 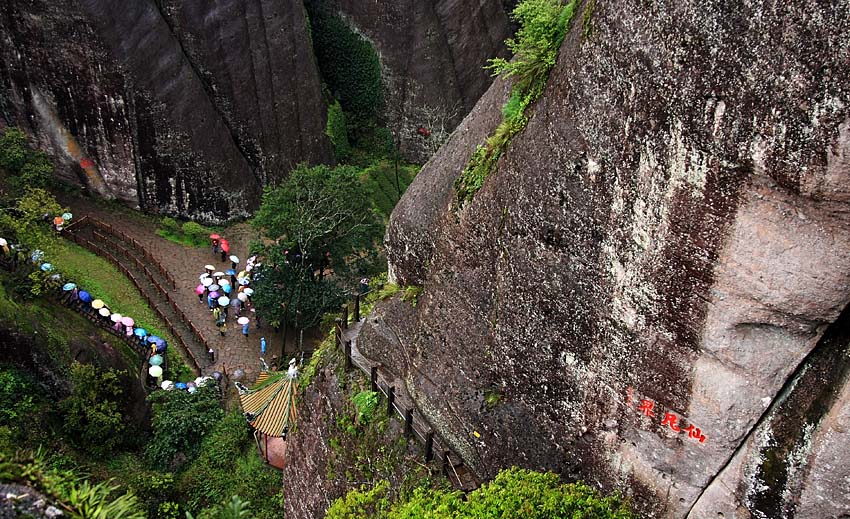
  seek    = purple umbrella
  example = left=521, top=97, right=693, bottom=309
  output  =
left=208, top=291, right=220, bottom=299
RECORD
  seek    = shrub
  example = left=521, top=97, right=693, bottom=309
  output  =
left=161, top=216, right=179, bottom=234
left=352, top=390, right=379, bottom=425
left=182, top=221, right=208, bottom=243
left=145, top=384, right=224, bottom=469
left=59, top=362, right=127, bottom=457
left=18, top=151, right=54, bottom=189
left=401, top=285, right=423, bottom=307
left=0, top=127, right=28, bottom=172
left=327, top=100, right=352, bottom=162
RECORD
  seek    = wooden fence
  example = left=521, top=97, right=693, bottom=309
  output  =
left=332, top=300, right=474, bottom=490
left=63, top=218, right=204, bottom=374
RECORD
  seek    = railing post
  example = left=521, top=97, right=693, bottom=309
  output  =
left=404, top=409, right=413, bottom=439
left=424, top=431, right=434, bottom=462
left=354, top=294, right=360, bottom=322
left=370, top=365, right=378, bottom=393
left=442, top=451, right=451, bottom=476
left=341, top=304, right=348, bottom=329
left=334, top=318, right=343, bottom=346
left=344, top=340, right=352, bottom=370
left=387, top=386, right=395, bottom=416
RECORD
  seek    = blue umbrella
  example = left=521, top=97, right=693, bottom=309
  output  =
left=62, top=212, right=73, bottom=221
left=225, top=269, right=236, bottom=275
left=222, top=284, right=232, bottom=294
left=147, top=335, right=161, bottom=344
left=40, top=263, right=53, bottom=271
left=175, top=382, right=187, bottom=389
left=156, top=342, right=167, bottom=354
left=62, top=283, right=77, bottom=291
left=134, top=328, right=148, bottom=337
left=208, top=284, right=220, bottom=292
left=238, top=277, right=250, bottom=286
left=78, top=290, right=92, bottom=302
left=31, top=250, right=44, bottom=262
left=149, top=354, right=164, bottom=366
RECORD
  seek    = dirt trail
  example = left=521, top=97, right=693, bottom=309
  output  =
left=59, top=194, right=290, bottom=382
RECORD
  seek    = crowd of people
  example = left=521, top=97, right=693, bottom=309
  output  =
left=199, top=234, right=266, bottom=363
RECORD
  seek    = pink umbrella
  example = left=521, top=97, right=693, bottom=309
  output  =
left=195, top=284, right=205, bottom=295
left=121, top=316, right=134, bottom=327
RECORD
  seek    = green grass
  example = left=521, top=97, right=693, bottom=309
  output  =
left=50, top=239, right=190, bottom=377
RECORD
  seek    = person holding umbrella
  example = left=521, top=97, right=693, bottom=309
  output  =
left=220, top=239, right=230, bottom=263
left=260, top=336, right=267, bottom=357
left=230, top=255, right=239, bottom=270
left=210, top=234, right=221, bottom=255
left=218, top=321, right=227, bottom=337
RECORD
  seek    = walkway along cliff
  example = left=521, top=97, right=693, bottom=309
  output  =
left=339, top=0, right=850, bottom=518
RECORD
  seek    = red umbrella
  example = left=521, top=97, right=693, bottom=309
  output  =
left=220, top=239, right=230, bottom=253
left=209, top=233, right=221, bottom=240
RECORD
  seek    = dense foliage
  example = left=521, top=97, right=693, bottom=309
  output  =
left=455, top=0, right=578, bottom=204
left=251, top=163, right=382, bottom=329
left=326, top=467, right=633, bottom=519
left=145, top=384, right=224, bottom=469
left=326, top=100, right=353, bottom=162
left=60, top=362, right=128, bottom=457
left=0, top=127, right=55, bottom=195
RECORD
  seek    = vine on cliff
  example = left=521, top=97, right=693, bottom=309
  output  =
left=455, top=0, right=579, bottom=205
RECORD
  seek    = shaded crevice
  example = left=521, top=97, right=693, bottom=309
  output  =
left=687, top=301, right=850, bottom=518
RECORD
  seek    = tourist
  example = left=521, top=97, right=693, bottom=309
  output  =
left=242, top=320, right=249, bottom=337
left=219, top=322, right=227, bottom=337
left=207, top=347, right=215, bottom=363
left=213, top=306, right=222, bottom=324
left=260, top=337, right=266, bottom=357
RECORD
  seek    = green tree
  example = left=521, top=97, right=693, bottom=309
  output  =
left=145, top=384, right=224, bottom=469
left=0, top=127, right=29, bottom=172
left=59, top=362, right=127, bottom=457
left=18, top=150, right=54, bottom=189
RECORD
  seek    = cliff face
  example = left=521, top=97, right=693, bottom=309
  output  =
left=328, top=0, right=512, bottom=162
left=366, top=0, right=850, bottom=517
left=0, top=0, right=331, bottom=221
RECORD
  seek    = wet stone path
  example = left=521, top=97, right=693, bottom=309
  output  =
left=60, top=196, right=288, bottom=383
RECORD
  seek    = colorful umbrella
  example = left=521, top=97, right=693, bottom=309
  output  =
left=218, top=296, right=230, bottom=306
left=211, top=371, right=222, bottom=381
left=98, top=308, right=110, bottom=317
left=53, top=216, right=64, bottom=226
left=161, top=380, right=174, bottom=390
left=225, top=269, right=236, bottom=275
left=31, top=250, right=44, bottom=261
left=222, top=284, right=232, bottom=294
left=40, top=263, right=53, bottom=271
left=155, top=341, right=167, bottom=354
left=208, top=284, right=220, bottom=292
left=238, top=277, right=250, bottom=286
left=62, top=212, right=73, bottom=221
left=148, top=365, right=163, bottom=378
left=208, top=292, right=220, bottom=301
left=175, top=382, right=187, bottom=389
left=237, top=317, right=249, bottom=325
left=121, top=316, right=134, bottom=327
left=78, top=290, right=92, bottom=302
left=147, top=335, right=161, bottom=344
left=201, top=277, right=213, bottom=287
left=134, top=328, right=148, bottom=337
left=220, top=240, right=230, bottom=253
left=91, top=299, right=105, bottom=309
left=195, top=284, right=205, bottom=295
left=209, top=234, right=220, bottom=240
left=149, top=354, right=164, bottom=366
left=205, top=264, right=215, bottom=271
left=199, top=273, right=210, bottom=280
left=218, top=278, right=230, bottom=285
left=213, top=271, right=225, bottom=278
left=237, top=293, right=248, bottom=302
left=243, top=288, right=254, bottom=296
left=237, top=270, right=248, bottom=279
left=110, top=313, right=123, bottom=322
left=188, top=386, right=197, bottom=394
left=62, top=283, right=76, bottom=291
left=0, top=238, right=6, bottom=247
left=229, top=255, right=239, bottom=263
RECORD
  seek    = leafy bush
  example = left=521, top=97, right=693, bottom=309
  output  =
left=60, top=362, right=127, bottom=457
left=178, top=410, right=281, bottom=518
left=145, top=384, right=224, bottom=469
left=327, top=467, right=633, bottom=518
left=0, top=127, right=29, bottom=172
left=161, top=216, right=179, bottom=233
left=401, top=285, right=422, bottom=307
left=18, top=150, right=54, bottom=189
left=0, top=367, right=40, bottom=433
left=352, top=390, right=380, bottom=424
left=327, top=100, right=352, bottom=162
left=455, top=0, right=579, bottom=205
left=0, top=127, right=57, bottom=194
left=182, top=221, right=209, bottom=243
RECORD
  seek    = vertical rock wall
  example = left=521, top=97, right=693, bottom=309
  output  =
left=363, top=0, right=850, bottom=517
left=0, top=0, right=331, bottom=221
left=326, top=0, right=512, bottom=162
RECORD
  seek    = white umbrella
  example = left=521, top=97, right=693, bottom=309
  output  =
left=98, top=308, right=110, bottom=317
left=0, top=238, right=6, bottom=247
left=218, top=296, right=230, bottom=306
left=237, top=293, right=248, bottom=302
left=213, top=271, right=225, bottom=277
left=243, top=288, right=254, bottom=296
left=199, top=273, right=210, bottom=280
left=201, top=277, right=213, bottom=287
left=204, top=264, right=215, bottom=271
left=110, top=313, right=123, bottom=322
left=148, top=365, right=163, bottom=378
left=218, top=278, right=230, bottom=285
left=237, top=317, right=249, bottom=325
left=229, top=255, right=239, bottom=263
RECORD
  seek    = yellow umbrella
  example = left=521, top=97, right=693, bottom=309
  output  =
left=91, top=299, right=105, bottom=309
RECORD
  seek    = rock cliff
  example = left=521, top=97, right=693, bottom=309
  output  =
left=363, top=0, right=850, bottom=517
left=0, top=0, right=331, bottom=221
left=325, top=0, right=512, bottom=162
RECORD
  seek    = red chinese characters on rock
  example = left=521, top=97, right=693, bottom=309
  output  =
left=625, top=388, right=707, bottom=444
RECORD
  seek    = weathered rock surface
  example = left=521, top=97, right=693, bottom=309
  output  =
left=0, top=0, right=331, bottom=221
left=327, top=0, right=512, bottom=162
left=362, top=0, right=850, bottom=517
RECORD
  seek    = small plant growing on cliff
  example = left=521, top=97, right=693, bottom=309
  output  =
left=402, top=285, right=423, bottom=306
left=352, top=390, right=380, bottom=425
left=455, top=0, right=579, bottom=205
